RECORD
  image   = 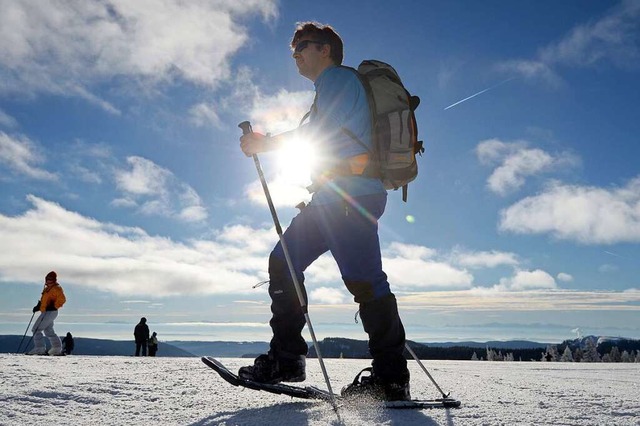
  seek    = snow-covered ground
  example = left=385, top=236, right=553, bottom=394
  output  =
left=0, top=354, right=638, bottom=425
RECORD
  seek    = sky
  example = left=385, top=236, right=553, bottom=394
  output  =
left=1, top=0, right=639, bottom=344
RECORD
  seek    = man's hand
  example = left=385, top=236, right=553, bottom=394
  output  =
left=239, top=132, right=269, bottom=157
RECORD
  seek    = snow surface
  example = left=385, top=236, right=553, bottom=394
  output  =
left=1, top=354, right=638, bottom=425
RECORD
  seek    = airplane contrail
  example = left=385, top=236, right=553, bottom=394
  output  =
left=604, top=250, right=629, bottom=259
left=444, top=77, right=516, bottom=110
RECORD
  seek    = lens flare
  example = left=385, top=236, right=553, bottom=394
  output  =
left=276, top=137, right=316, bottom=185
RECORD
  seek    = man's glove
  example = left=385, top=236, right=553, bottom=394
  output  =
left=32, top=301, right=41, bottom=313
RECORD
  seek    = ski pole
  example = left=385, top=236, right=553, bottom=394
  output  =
left=16, top=310, right=36, bottom=354
left=239, top=121, right=339, bottom=412
left=405, top=342, right=450, bottom=398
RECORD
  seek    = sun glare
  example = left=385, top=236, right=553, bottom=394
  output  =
left=276, top=137, right=316, bottom=185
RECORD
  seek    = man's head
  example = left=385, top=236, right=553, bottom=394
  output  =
left=291, top=22, right=343, bottom=81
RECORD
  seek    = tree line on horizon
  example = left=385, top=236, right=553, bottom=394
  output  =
left=307, top=337, right=640, bottom=362
left=478, top=338, right=640, bottom=363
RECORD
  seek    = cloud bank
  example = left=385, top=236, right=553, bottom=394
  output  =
left=476, top=139, right=578, bottom=196
left=500, top=177, right=640, bottom=244
left=0, top=0, right=278, bottom=110
left=498, top=1, right=640, bottom=85
left=0, top=132, right=58, bottom=181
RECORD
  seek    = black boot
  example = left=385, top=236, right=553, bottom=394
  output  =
left=341, top=367, right=410, bottom=401
left=357, top=293, right=410, bottom=401
left=238, top=352, right=306, bottom=384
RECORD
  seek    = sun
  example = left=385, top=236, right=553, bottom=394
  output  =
left=276, top=137, right=316, bottom=185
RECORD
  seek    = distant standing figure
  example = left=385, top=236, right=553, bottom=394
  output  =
left=27, top=271, right=66, bottom=356
left=134, top=317, right=149, bottom=356
left=148, top=332, right=158, bottom=357
left=62, top=332, right=75, bottom=355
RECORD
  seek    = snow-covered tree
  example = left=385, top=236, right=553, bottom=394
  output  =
left=545, top=345, right=560, bottom=362
left=573, top=347, right=583, bottom=363
left=471, top=351, right=479, bottom=361
left=560, top=346, right=574, bottom=362
left=635, top=350, right=640, bottom=363
left=620, top=350, right=632, bottom=363
left=609, top=346, right=621, bottom=363
left=486, top=348, right=499, bottom=361
left=505, top=352, right=515, bottom=362
left=582, top=338, right=601, bottom=362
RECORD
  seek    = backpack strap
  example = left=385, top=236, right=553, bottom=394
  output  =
left=298, top=92, right=318, bottom=128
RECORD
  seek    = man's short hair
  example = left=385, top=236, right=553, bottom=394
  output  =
left=291, top=22, right=343, bottom=65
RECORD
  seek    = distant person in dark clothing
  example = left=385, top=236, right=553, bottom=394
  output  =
left=62, top=332, right=74, bottom=355
left=134, top=317, right=149, bottom=356
left=148, top=332, right=158, bottom=357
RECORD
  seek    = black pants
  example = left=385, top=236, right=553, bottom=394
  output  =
left=135, top=342, right=147, bottom=356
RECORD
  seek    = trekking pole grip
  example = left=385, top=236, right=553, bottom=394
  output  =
left=238, top=121, right=252, bottom=135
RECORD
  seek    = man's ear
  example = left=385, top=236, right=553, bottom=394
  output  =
left=321, top=43, right=331, bottom=59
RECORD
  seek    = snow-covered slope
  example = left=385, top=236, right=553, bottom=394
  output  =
left=0, top=355, right=638, bottom=425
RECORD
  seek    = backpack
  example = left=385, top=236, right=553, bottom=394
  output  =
left=344, top=60, right=424, bottom=202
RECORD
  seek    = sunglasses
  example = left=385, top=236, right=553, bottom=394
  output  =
left=293, top=40, right=326, bottom=54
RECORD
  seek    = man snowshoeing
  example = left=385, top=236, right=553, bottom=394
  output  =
left=27, top=271, right=66, bottom=355
left=238, top=22, right=410, bottom=401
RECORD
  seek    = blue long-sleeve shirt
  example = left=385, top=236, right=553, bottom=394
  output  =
left=305, top=65, right=385, bottom=204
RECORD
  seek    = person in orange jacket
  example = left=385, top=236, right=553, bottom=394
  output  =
left=27, top=271, right=67, bottom=355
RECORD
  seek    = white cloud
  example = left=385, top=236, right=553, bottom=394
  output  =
left=400, top=287, right=640, bottom=312
left=496, top=269, right=558, bottom=291
left=451, top=248, right=519, bottom=269
left=599, top=264, right=619, bottom=273
left=476, top=139, right=578, bottom=195
left=0, top=108, right=17, bottom=128
left=499, top=177, right=640, bottom=244
left=7, top=193, right=589, bottom=302
left=0, top=0, right=278, bottom=110
left=383, top=243, right=474, bottom=289
left=114, top=156, right=208, bottom=223
left=557, top=272, right=574, bottom=282
left=0, top=131, right=57, bottom=180
left=115, top=156, right=171, bottom=196
left=189, top=103, right=222, bottom=128
left=0, top=196, right=264, bottom=296
left=498, top=1, right=640, bottom=84
left=311, top=287, right=348, bottom=305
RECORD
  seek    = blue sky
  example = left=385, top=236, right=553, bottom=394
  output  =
left=1, top=0, right=639, bottom=344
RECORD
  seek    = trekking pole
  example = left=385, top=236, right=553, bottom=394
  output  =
left=239, top=121, right=339, bottom=412
left=16, top=311, right=36, bottom=354
left=405, top=342, right=450, bottom=398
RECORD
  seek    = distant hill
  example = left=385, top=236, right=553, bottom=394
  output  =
left=425, top=340, right=548, bottom=349
left=168, top=341, right=270, bottom=357
left=0, top=335, right=195, bottom=357
left=6, top=335, right=635, bottom=360
left=165, top=339, right=549, bottom=358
